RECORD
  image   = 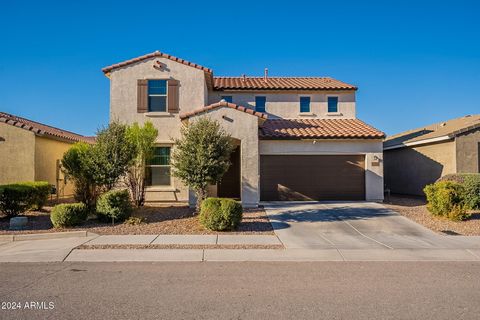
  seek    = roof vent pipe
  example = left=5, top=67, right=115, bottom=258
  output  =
left=241, top=74, right=246, bottom=81
left=264, top=68, right=268, bottom=82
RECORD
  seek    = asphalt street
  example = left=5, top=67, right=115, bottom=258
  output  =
left=1, top=261, right=480, bottom=320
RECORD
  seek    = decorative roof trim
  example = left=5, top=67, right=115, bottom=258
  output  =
left=179, top=101, right=268, bottom=120
left=102, top=51, right=213, bottom=75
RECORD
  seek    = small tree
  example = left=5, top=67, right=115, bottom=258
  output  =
left=125, top=122, right=158, bottom=207
left=62, top=142, right=98, bottom=211
left=62, top=121, right=137, bottom=211
left=171, top=118, right=235, bottom=212
left=91, top=121, right=136, bottom=190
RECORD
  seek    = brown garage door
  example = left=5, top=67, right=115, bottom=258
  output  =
left=260, top=155, right=365, bottom=201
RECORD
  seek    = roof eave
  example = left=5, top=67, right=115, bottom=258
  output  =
left=101, top=51, right=213, bottom=77
left=383, top=135, right=452, bottom=150
left=213, top=87, right=358, bottom=92
left=259, top=136, right=385, bottom=140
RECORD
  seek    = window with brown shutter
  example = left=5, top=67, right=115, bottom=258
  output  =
left=167, top=79, right=179, bottom=113
left=137, top=79, right=148, bottom=113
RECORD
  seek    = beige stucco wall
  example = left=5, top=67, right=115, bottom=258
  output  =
left=259, top=139, right=384, bottom=201
left=0, top=124, right=35, bottom=184
left=109, top=57, right=209, bottom=202
left=185, top=107, right=261, bottom=207
left=384, top=140, right=456, bottom=196
left=34, top=136, right=75, bottom=197
left=109, top=56, right=207, bottom=141
left=208, top=91, right=356, bottom=119
left=0, top=124, right=75, bottom=197
left=107, top=57, right=379, bottom=204
left=455, top=129, right=480, bottom=173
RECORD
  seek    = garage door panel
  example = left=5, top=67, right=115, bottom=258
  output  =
left=260, top=155, right=365, bottom=201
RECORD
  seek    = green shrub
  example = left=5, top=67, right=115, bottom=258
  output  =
left=124, top=216, right=147, bottom=225
left=50, top=203, right=88, bottom=228
left=424, top=181, right=470, bottom=220
left=0, top=181, right=51, bottom=217
left=462, top=175, right=480, bottom=210
left=447, top=204, right=471, bottom=221
left=437, top=173, right=480, bottom=210
left=24, top=181, right=51, bottom=210
left=199, top=198, right=243, bottom=231
left=96, top=189, right=133, bottom=223
left=0, top=184, right=33, bottom=217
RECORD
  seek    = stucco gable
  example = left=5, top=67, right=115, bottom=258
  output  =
left=102, top=51, right=213, bottom=82
left=179, top=101, right=268, bottom=121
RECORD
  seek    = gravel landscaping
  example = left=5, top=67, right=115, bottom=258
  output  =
left=0, top=203, right=274, bottom=235
left=384, top=194, right=480, bottom=236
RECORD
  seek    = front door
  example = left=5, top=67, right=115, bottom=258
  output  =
left=218, top=146, right=241, bottom=199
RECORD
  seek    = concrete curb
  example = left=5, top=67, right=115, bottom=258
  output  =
left=62, top=248, right=480, bottom=262
left=0, top=231, right=97, bottom=242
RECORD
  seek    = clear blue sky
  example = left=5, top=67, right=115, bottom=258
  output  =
left=1, top=0, right=479, bottom=136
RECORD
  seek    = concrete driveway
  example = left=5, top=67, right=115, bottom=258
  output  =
left=263, top=202, right=480, bottom=250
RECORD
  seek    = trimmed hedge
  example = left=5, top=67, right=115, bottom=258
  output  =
left=0, top=181, right=51, bottom=217
left=199, top=198, right=243, bottom=231
left=424, top=181, right=470, bottom=221
left=50, top=203, right=88, bottom=228
left=96, top=189, right=133, bottom=223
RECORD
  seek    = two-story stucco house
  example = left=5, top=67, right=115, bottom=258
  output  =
left=102, top=51, right=385, bottom=207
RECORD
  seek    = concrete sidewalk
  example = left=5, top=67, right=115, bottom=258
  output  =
left=1, top=231, right=480, bottom=263
left=85, top=234, right=282, bottom=246
left=0, top=236, right=96, bottom=262
left=0, top=233, right=283, bottom=262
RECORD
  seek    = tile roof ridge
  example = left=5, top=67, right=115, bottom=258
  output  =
left=0, top=112, right=84, bottom=136
left=102, top=50, right=213, bottom=74
left=0, top=111, right=93, bottom=143
left=214, top=76, right=332, bottom=79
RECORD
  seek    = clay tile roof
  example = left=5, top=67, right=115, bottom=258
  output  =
left=384, top=114, right=480, bottom=148
left=259, top=118, right=384, bottom=140
left=0, top=112, right=95, bottom=144
left=102, top=51, right=213, bottom=74
left=213, top=77, right=357, bottom=91
left=179, top=101, right=268, bottom=120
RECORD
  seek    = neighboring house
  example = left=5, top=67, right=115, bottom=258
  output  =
left=384, top=115, right=480, bottom=196
left=102, top=51, right=385, bottom=207
left=0, top=112, right=94, bottom=198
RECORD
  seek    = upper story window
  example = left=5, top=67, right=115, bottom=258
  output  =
left=300, top=97, right=311, bottom=113
left=327, top=96, right=338, bottom=113
left=221, top=96, right=233, bottom=103
left=146, top=146, right=171, bottom=186
left=148, top=80, right=167, bottom=112
left=255, top=96, right=266, bottom=113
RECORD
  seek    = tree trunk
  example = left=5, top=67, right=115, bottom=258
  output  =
left=194, top=188, right=207, bottom=215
